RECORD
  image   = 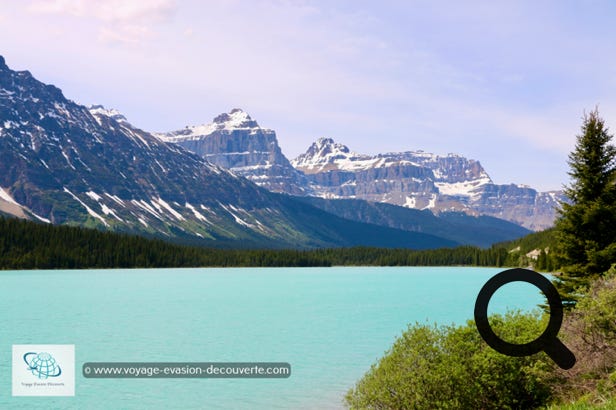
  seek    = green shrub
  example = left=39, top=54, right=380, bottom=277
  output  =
left=553, top=267, right=616, bottom=405
left=346, top=311, right=554, bottom=410
left=575, top=267, right=616, bottom=342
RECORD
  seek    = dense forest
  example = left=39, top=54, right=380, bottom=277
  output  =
left=497, top=227, right=557, bottom=271
left=0, top=216, right=538, bottom=269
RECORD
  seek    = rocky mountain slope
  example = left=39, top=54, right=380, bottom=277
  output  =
left=292, top=138, right=563, bottom=230
left=297, top=196, right=530, bottom=248
left=0, top=55, right=462, bottom=249
left=157, top=109, right=310, bottom=195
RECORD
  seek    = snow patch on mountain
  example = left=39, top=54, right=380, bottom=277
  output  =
left=0, top=187, right=19, bottom=205
left=86, top=191, right=102, bottom=202
left=404, top=196, right=416, bottom=208
left=435, top=177, right=491, bottom=198
left=0, top=187, right=50, bottom=222
left=185, top=202, right=210, bottom=223
left=63, top=187, right=109, bottom=227
left=158, top=108, right=266, bottom=142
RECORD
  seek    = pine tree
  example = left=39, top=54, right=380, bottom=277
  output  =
left=555, top=109, right=616, bottom=306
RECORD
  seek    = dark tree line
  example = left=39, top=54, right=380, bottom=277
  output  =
left=1, top=216, right=518, bottom=270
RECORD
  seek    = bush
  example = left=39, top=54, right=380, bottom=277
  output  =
left=345, top=311, right=555, bottom=410
left=554, top=266, right=616, bottom=405
left=575, top=267, right=616, bottom=342
left=345, top=272, right=616, bottom=409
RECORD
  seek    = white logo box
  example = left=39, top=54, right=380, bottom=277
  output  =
left=12, top=344, right=75, bottom=397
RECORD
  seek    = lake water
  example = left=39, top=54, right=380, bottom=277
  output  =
left=0, top=267, right=545, bottom=409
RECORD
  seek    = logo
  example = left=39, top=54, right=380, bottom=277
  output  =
left=12, top=344, right=75, bottom=396
left=23, top=352, right=62, bottom=379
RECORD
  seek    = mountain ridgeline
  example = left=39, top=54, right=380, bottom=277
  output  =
left=160, top=112, right=563, bottom=231
left=1, top=55, right=540, bottom=249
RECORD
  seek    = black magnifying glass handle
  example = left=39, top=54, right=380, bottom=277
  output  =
left=543, top=338, right=576, bottom=370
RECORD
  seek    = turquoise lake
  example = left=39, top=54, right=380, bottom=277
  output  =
left=0, top=267, right=545, bottom=409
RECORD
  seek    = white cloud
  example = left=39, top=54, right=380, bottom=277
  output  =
left=28, top=0, right=176, bottom=45
left=28, top=0, right=87, bottom=16
left=29, top=0, right=176, bottom=21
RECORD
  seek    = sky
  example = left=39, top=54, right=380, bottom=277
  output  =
left=2, top=0, right=616, bottom=191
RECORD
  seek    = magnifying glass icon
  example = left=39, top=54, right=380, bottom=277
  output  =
left=474, top=268, right=576, bottom=370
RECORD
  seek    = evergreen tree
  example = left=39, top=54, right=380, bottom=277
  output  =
left=555, top=109, right=616, bottom=306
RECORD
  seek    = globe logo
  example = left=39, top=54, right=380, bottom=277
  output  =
left=23, top=352, right=62, bottom=379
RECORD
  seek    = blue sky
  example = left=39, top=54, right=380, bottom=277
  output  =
left=2, top=0, right=616, bottom=191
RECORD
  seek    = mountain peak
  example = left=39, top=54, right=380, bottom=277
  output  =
left=305, top=137, right=354, bottom=160
left=212, top=108, right=258, bottom=129
left=88, top=105, right=129, bottom=124
left=158, top=109, right=265, bottom=142
left=291, top=137, right=360, bottom=173
left=0, top=55, right=6, bottom=70
left=157, top=109, right=310, bottom=195
left=313, top=137, right=351, bottom=154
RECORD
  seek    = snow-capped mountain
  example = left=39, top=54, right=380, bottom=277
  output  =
left=157, top=104, right=562, bottom=231
left=158, top=109, right=310, bottom=195
left=292, top=138, right=563, bottom=230
left=0, top=55, right=465, bottom=249
left=0, top=55, right=267, bottom=242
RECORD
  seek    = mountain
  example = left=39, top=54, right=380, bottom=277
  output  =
left=292, top=138, right=563, bottom=230
left=158, top=108, right=562, bottom=231
left=157, top=109, right=310, bottom=195
left=0, top=55, right=459, bottom=249
left=157, top=109, right=534, bottom=242
left=297, top=196, right=530, bottom=248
